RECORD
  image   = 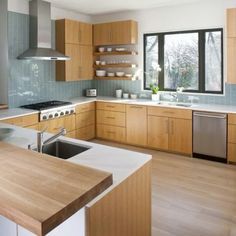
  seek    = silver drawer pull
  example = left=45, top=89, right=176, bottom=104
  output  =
left=107, top=131, right=116, bottom=134
left=106, top=117, right=115, bottom=119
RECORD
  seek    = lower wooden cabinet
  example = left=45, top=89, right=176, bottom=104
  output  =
left=228, top=115, right=236, bottom=163
left=76, top=125, right=95, bottom=141
left=169, top=118, right=192, bottom=154
left=96, top=124, right=126, bottom=143
left=25, top=123, right=39, bottom=131
left=148, top=116, right=169, bottom=150
left=76, top=110, right=95, bottom=129
left=66, top=130, right=76, bottom=139
left=126, top=105, right=147, bottom=146
left=228, top=143, right=236, bottom=163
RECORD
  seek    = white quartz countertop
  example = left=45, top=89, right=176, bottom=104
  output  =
left=0, top=122, right=151, bottom=205
left=1, top=96, right=236, bottom=121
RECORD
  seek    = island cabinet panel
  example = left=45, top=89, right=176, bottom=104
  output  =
left=86, top=161, right=151, bottom=236
left=126, top=105, right=147, bottom=146
left=227, top=8, right=236, bottom=38
left=93, top=20, right=138, bottom=46
left=75, top=102, right=95, bottom=140
left=1, top=114, right=38, bottom=128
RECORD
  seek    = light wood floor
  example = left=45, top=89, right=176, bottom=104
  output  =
left=92, top=140, right=236, bottom=236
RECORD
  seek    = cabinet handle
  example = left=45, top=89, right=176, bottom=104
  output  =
left=166, top=120, right=169, bottom=134
left=106, top=105, right=115, bottom=108
left=163, top=111, right=174, bottom=114
left=130, top=106, right=143, bottom=109
left=110, top=31, right=112, bottom=42
left=171, top=120, right=174, bottom=135
left=106, top=116, right=115, bottom=119
left=78, top=29, right=81, bottom=43
left=107, top=131, right=115, bottom=134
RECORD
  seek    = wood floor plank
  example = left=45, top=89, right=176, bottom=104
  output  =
left=92, top=139, right=236, bottom=236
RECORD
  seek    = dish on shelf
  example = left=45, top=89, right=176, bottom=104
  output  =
left=95, top=60, right=101, bottom=65
left=96, top=70, right=106, bottom=77
left=116, top=72, right=125, bottom=77
left=107, top=48, right=112, bottom=52
left=101, top=61, right=106, bottom=65
left=98, top=47, right=105, bottom=52
left=125, top=74, right=132, bottom=78
left=115, top=48, right=126, bottom=52
left=130, top=94, right=138, bottom=99
left=107, top=72, right=115, bottom=77
left=123, top=93, right=129, bottom=99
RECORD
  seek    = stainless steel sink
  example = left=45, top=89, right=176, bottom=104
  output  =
left=157, top=101, right=192, bottom=107
left=35, top=140, right=91, bottom=159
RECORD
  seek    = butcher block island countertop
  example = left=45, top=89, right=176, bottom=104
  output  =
left=0, top=142, right=112, bottom=236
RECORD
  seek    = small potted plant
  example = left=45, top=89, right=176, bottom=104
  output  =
left=150, top=83, right=160, bottom=101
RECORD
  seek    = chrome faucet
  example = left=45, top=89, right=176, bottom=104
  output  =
left=29, top=127, right=67, bottom=153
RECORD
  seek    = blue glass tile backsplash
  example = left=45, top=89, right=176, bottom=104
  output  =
left=7, top=11, right=236, bottom=107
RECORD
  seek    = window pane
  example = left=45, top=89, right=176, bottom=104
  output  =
left=205, top=31, right=222, bottom=91
left=145, top=35, right=159, bottom=88
left=164, top=33, right=199, bottom=90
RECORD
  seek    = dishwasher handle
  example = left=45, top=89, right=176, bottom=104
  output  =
left=193, top=112, right=227, bottom=119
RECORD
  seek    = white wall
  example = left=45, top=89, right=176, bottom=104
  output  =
left=8, top=0, right=92, bottom=22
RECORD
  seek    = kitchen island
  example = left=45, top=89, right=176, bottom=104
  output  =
left=0, top=123, right=152, bottom=236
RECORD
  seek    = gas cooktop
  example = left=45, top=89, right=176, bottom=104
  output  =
left=21, top=101, right=72, bottom=111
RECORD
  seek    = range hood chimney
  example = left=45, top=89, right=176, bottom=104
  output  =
left=17, top=0, right=70, bottom=61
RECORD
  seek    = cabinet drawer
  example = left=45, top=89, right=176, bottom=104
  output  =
left=148, top=106, right=192, bottom=119
left=228, top=114, right=236, bottom=125
left=96, top=102, right=125, bottom=112
left=76, top=125, right=95, bottom=140
left=228, top=143, right=236, bottom=163
left=96, top=110, right=125, bottom=127
left=76, top=102, right=95, bottom=114
left=39, top=115, right=75, bottom=133
left=1, top=114, right=39, bottom=127
left=96, top=124, right=126, bottom=143
left=228, top=124, right=236, bottom=143
left=76, top=111, right=95, bottom=128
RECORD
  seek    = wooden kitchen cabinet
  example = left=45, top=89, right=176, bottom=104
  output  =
left=148, top=116, right=169, bottom=150
left=56, top=19, right=93, bottom=81
left=147, top=107, right=192, bottom=155
left=126, top=105, right=147, bottom=146
left=75, top=102, right=95, bottom=140
left=228, top=114, right=236, bottom=163
left=1, top=114, right=38, bottom=128
left=39, top=115, right=76, bottom=134
left=169, top=118, right=192, bottom=154
left=227, top=38, right=236, bottom=84
left=57, top=19, right=92, bottom=45
left=96, top=110, right=126, bottom=127
left=93, top=20, right=138, bottom=46
left=227, top=8, right=236, bottom=38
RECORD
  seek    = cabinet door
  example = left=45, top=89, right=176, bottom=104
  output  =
left=79, top=45, right=93, bottom=80
left=96, top=110, right=125, bottom=127
left=169, top=118, right=192, bottom=154
left=93, top=23, right=112, bottom=46
left=76, top=111, right=95, bottom=129
left=111, top=20, right=138, bottom=45
left=65, top=44, right=80, bottom=81
left=76, top=125, right=95, bottom=141
left=228, top=143, right=236, bottom=163
left=147, top=116, right=169, bottom=150
left=126, top=105, right=147, bottom=146
left=227, top=8, right=236, bottom=38
left=227, top=38, right=236, bottom=84
left=79, top=22, right=92, bottom=45
left=65, top=19, right=80, bottom=44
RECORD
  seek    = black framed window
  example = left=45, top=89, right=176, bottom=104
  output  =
left=144, top=28, right=223, bottom=94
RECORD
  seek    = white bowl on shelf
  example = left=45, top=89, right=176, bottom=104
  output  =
left=116, top=72, right=125, bottom=77
left=115, top=48, right=126, bottom=52
left=96, top=70, right=106, bottom=77
left=107, top=72, right=115, bottom=77
left=98, top=47, right=105, bottom=52
left=125, top=74, right=132, bottom=78
left=0, top=128, right=14, bottom=140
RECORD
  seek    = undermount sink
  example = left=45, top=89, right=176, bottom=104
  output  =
left=157, top=101, right=192, bottom=107
left=35, top=140, right=91, bottom=159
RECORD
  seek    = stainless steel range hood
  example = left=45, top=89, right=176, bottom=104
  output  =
left=17, top=0, right=70, bottom=61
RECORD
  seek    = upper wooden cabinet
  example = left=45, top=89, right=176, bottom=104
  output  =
left=227, top=38, right=236, bottom=84
left=93, top=20, right=138, bottom=46
left=56, top=19, right=93, bottom=81
left=227, top=8, right=236, bottom=38
left=57, top=19, right=92, bottom=45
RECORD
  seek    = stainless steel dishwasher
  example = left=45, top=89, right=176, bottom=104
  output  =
left=193, top=111, right=227, bottom=162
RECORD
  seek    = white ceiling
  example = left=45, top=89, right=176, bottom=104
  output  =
left=46, top=0, right=206, bottom=15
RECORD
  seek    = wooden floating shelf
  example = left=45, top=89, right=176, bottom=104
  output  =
left=94, top=76, right=136, bottom=80
left=94, top=63, right=137, bottom=69
left=94, top=51, right=138, bottom=56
